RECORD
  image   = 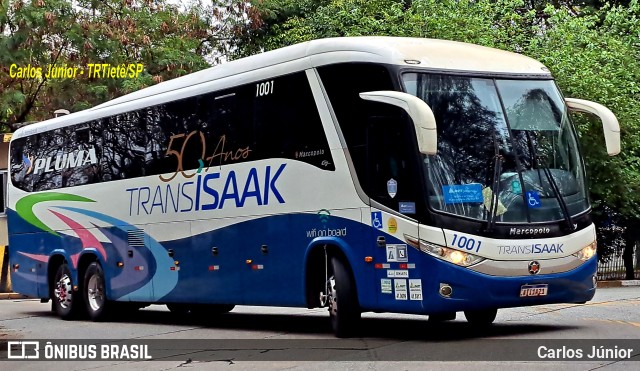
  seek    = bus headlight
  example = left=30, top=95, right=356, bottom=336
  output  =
left=573, top=241, right=596, bottom=261
left=417, top=240, right=485, bottom=267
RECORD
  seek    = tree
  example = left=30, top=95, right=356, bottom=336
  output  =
left=0, top=0, right=252, bottom=130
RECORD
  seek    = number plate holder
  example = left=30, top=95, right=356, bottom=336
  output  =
left=519, top=284, right=548, bottom=297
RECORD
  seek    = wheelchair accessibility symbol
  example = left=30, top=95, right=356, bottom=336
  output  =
left=526, top=191, right=541, bottom=208
left=371, top=211, right=383, bottom=229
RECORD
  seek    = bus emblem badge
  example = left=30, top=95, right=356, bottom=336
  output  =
left=528, top=261, right=541, bottom=275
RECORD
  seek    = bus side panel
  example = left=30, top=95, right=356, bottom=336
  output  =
left=159, top=219, right=248, bottom=305
left=240, top=208, right=368, bottom=307
left=97, top=225, right=156, bottom=302
left=154, top=211, right=369, bottom=307
left=7, top=233, right=45, bottom=298
left=7, top=206, right=56, bottom=298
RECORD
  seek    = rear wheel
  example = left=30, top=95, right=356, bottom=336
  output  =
left=52, top=263, right=82, bottom=320
left=84, top=262, right=111, bottom=321
left=328, top=257, right=360, bottom=337
left=464, top=308, right=497, bottom=326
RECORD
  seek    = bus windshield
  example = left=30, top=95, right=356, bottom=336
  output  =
left=403, top=73, right=588, bottom=223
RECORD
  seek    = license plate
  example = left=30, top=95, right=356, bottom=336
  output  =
left=520, top=284, right=548, bottom=297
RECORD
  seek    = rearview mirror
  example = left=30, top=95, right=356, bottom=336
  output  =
left=360, top=91, right=438, bottom=155
left=565, top=98, right=620, bottom=156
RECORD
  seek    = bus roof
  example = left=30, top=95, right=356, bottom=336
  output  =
left=12, top=36, right=550, bottom=140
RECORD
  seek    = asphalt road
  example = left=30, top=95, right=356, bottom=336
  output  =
left=0, top=287, right=638, bottom=370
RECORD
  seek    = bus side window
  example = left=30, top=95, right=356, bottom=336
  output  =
left=251, top=72, right=333, bottom=170
left=9, top=138, right=30, bottom=192
left=365, top=113, right=419, bottom=210
left=318, top=63, right=397, bottom=194
left=318, top=63, right=422, bottom=212
left=102, top=111, right=146, bottom=181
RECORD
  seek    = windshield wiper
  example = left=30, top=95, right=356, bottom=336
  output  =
left=535, top=152, right=575, bottom=231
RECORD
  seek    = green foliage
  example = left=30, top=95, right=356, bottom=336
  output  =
left=527, top=3, right=640, bottom=217
left=1, top=0, right=250, bottom=128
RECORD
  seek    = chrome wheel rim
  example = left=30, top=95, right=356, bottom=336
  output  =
left=55, top=274, right=72, bottom=309
left=328, top=276, right=338, bottom=316
left=87, top=274, right=104, bottom=311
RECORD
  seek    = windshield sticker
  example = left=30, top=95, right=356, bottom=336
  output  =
left=443, top=184, right=483, bottom=204
left=482, top=187, right=507, bottom=216
left=526, top=191, right=542, bottom=208
left=511, top=180, right=522, bottom=194
left=399, top=201, right=416, bottom=214
left=387, top=178, right=398, bottom=198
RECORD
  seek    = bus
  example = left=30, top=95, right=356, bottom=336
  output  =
left=7, top=37, right=620, bottom=337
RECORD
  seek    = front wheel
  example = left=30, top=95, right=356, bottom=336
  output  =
left=328, top=257, right=361, bottom=337
left=464, top=308, right=497, bottom=326
left=84, top=262, right=111, bottom=321
left=52, top=263, right=82, bottom=320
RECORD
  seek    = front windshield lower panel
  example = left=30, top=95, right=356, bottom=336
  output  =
left=403, top=73, right=588, bottom=224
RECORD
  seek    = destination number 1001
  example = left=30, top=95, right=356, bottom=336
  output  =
left=450, top=234, right=482, bottom=253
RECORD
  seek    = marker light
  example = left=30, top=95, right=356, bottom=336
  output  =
left=405, top=235, right=484, bottom=267
left=573, top=241, right=596, bottom=261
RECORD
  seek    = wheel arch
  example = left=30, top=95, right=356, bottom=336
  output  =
left=303, top=238, right=360, bottom=309
left=77, top=252, right=100, bottom=296
left=47, top=254, right=67, bottom=299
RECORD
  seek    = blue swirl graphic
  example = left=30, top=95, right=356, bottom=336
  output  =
left=57, top=207, right=178, bottom=301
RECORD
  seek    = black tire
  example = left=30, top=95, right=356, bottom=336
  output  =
left=52, top=263, right=82, bottom=320
left=464, top=308, right=497, bottom=326
left=83, top=262, right=111, bottom=321
left=329, top=256, right=361, bottom=337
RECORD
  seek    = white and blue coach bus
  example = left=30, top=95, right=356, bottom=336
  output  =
left=7, top=37, right=620, bottom=337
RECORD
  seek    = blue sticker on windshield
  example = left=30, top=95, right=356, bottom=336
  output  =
left=526, top=191, right=541, bottom=208
left=399, top=201, right=416, bottom=214
left=443, top=184, right=483, bottom=204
